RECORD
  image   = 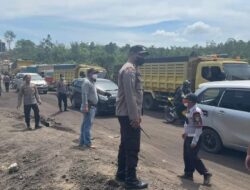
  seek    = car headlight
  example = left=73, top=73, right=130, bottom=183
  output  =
left=99, top=94, right=108, bottom=101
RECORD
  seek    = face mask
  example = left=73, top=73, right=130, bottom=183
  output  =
left=135, top=56, right=145, bottom=66
left=184, top=103, right=188, bottom=107
left=92, top=74, right=98, bottom=80
left=61, top=77, right=65, bottom=80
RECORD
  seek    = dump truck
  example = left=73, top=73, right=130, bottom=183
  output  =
left=11, top=59, right=34, bottom=74
left=53, top=64, right=107, bottom=86
left=140, top=54, right=250, bottom=109
left=21, top=64, right=53, bottom=77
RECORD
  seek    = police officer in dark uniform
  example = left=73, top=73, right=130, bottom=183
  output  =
left=116, top=45, right=149, bottom=189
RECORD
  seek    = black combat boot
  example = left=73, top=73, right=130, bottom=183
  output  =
left=35, top=123, right=42, bottom=129
left=115, top=169, right=125, bottom=183
left=125, top=169, right=148, bottom=189
left=178, top=173, right=194, bottom=181
left=26, top=124, right=32, bottom=130
left=203, top=172, right=212, bottom=186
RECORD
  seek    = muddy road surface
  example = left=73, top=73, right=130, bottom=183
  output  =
left=0, top=90, right=249, bottom=190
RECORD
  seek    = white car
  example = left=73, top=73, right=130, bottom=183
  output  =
left=196, top=80, right=250, bottom=153
left=16, top=73, right=48, bottom=94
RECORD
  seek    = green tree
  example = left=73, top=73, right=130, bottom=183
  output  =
left=37, top=34, right=54, bottom=64
left=4, top=30, right=16, bottom=50
left=13, top=39, right=36, bottom=60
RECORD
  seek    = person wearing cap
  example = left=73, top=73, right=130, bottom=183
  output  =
left=174, top=80, right=192, bottom=123
left=56, top=74, right=68, bottom=112
left=179, top=93, right=212, bottom=186
left=115, top=45, right=149, bottom=189
left=245, top=145, right=250, bottom=171
left=79, top=68, right=111, bottom=148
left=3, top=73, right=10, bottom=92
left=0, top=74, right=2, bottom=96
left=17, top=74, right=42, bottom=130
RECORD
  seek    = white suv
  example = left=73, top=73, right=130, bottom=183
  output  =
left=196, top=81, right=250, bottom=153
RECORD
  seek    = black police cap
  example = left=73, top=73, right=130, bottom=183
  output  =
left=129, top=45, right=149, bottom=56
left=186, top=93, right=198, bottom=103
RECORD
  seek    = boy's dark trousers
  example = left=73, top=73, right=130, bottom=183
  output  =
left=183, top=137, right=208, bottom=176
left=24, top=104, right=40, bottom=127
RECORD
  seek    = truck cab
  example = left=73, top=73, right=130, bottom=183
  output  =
left=195, top=57, right=249, bottom=89
left=140, top=55, right=250, bottom=109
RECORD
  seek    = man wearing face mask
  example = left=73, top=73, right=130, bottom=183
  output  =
left=115, top=45, right=149, bottom=189
left=56, top=74, right=68, bottom=112
left=179, top=93, right=212, bottom=186
left=17, top=74, right=42, bottom=130
left=79, top=68, right=111, bottom=148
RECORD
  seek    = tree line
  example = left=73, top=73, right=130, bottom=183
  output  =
left=2, top=31, right=250, bottom=77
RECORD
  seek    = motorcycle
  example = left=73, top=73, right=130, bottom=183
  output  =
left=164, top=97, right=187, bottom=123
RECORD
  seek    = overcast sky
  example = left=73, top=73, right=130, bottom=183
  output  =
left=0, top=0, right=249, bottom=47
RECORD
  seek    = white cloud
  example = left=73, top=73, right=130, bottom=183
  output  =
left=151, top=21, right=221, bottom=45
left=0, top=0, right=249, bottom=27
left=184, top=21, right=220, bottom=35
left=152, top=30, right=179, bottom=37
left=0, top=0, right=250, bottom=47
left=152, top=30, right=188, bottom=44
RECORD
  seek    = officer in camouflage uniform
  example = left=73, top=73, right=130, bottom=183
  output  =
left=115, top=45, right=149, bottom=189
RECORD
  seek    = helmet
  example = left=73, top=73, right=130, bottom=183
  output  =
left=183, top=80, right=191, bottom=88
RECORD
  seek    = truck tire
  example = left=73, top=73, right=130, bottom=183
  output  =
left=143, top=94, right=155, bottom=110
left=202, top=128, right=223, bottom=154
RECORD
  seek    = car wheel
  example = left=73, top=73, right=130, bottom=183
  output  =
left=202, top=128, right=223, bottom=154
left=143, top=94, right=155, bottom=110
left=44, top=91, right=48, bottom=94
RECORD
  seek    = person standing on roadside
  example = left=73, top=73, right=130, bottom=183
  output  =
left=179, top=93, right=212, bottom=186
left=17, top=74, right=42, bottom=130
left=0, top=74, right=2, bottom=96
left=56, top=74, right=68, bottom=112
left=79, top=68, right=111, bottom=148
left=3, top=73, right=10, bottom=92
left=245, top=145, right=250, bottom=171
left=115, top=45, right=149, bottom=189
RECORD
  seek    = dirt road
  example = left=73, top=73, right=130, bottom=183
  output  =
left=0, top=91, right=249, bottom=190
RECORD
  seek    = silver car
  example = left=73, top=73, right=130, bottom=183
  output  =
left=16, top=73, right=48, bottom=94
left=195, top=80, right=250, bottom=153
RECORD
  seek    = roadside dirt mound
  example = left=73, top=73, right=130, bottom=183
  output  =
left=0, top=109, right=123, bottom=190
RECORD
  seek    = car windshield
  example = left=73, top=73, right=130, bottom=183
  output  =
left=31, top=75, right=43, bottom=80
left=223, top=63, right=250, bottom=80
left=95, top=80, right=118, bottom=91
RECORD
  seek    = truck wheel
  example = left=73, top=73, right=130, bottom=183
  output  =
left=202, top=128, right=223, bottom=154
left=143, top=94, right=155, bottom=110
